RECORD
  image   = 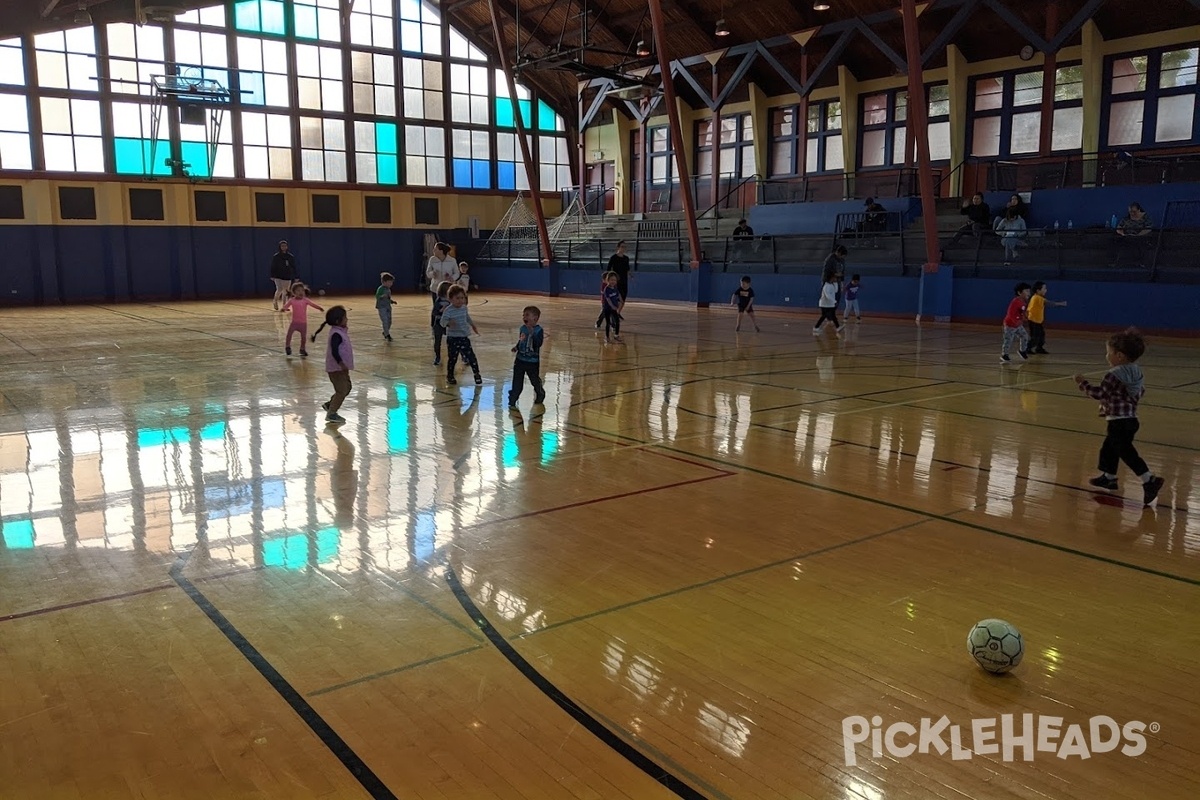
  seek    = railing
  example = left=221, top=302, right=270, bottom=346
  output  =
left=958, top=150, right=1200, bottom=197
left=560, top=184, right=616, bottom=216
left=631, top=173, right=753, bottom=215
left=758, top=173, right=851, bottom=204
left=699, top=173, right=760, bottom=220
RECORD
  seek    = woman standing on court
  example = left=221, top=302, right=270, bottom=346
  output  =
left=269, top=240, right=297, bottom=311
left=426, top=242, right=457, bottom=300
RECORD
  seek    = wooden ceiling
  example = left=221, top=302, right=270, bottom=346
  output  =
left=4, top=0, right=1200, bottom=125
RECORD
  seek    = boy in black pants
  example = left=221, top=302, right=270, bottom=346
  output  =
left=1073, top=328, right=1165, bottom=507
left=508, top=306, right=546, bottom=409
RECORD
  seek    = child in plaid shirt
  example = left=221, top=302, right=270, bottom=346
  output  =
left=1073, top=328, right=1165, bottom=507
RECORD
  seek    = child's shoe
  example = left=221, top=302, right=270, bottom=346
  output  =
left=300, top=349, right=308, bottom=357
left=1088, top=475, right=1119, bottom=491
left=325, top=413, right=346, bottom=425
left=474, top=373, right=483, bottom=385
left=285, top=347, right=292, bottom=356
left=446, top=374, right=457, bottom=385
left=1018, top=350, right=1029, bottom=360
left=1000, top=354, right=1011, bottom=363
left=322, top=401, right=330, bottom=412
left=433, top=357, right=441, bottom=366
left=1143, top=476, right=1165, bottom=507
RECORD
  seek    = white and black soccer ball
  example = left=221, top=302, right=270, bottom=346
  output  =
left=967, top=618, right=1024, bottom=674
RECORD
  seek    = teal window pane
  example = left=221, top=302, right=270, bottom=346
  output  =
left=180, top=141, right=213, bottom=178
left=294, top=6, right=318, bottom=39
left=234, top=0, right=261, bottom=32
left=537, top=99, right=555, bottom=131
left=114, top=138, right=171, bottom=176
left=375, top=122, right=397, bottom=155
left=495, top=97, right=514, bottom=127
left=2, top=518, right=35, bottom=549
left=261, top=0, right=287, bottom=34
left=519, top=99, right=532, bottom=128
left=378, top=154, right=398, bottom=184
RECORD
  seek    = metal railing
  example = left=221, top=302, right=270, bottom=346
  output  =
left=955, top=150, right=1200, bottom=196
left=699, top=173, right=760, bottom=220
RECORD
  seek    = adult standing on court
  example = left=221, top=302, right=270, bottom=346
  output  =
left=822, top=245, right=847, bottom=302
left=269, top=240, right=297, bottom=311
left=426, top=242, right=457, bottom=299
left=596, top=240, right=631, bottom=328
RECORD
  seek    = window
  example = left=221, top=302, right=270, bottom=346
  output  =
left=106, top=23, right=164, bottom=97
left=403, top=58, right=443, bottom=120
left=697, top=113, right=754, bottom=179
left=59, top=186, right=97, bottom=219
left=0, top=37, right=26, bottom=87
left=41, top=97, right=104, bottom=172
left=539, top=135, right=569, bottom=191
left=111, top=101, right=170, bottom=175
left=175, top=5, right=227, bottom=28
left=35, top=28, right=98, bottom=92
left=806, top=100, right=843, bottom=173
left=0, top=94, right=32, bottom=170
left=536, top=99, right=564, bottom=132
left=299, top=116, right=347, bottom=181
left=242, top=111, right=293, bottom=179
left=255, top=191, right=285, bottom=221
left=173, top=28, right=229, bottom=93
left=647, top=126, right=674, bottom=185
left=297, top=44, right=343, bottom=112
left=294, top=0, right=341, bottom=42
left=350, top=0, right=395, bottom=49
left=180, top=108, right=234, bottom=178
left=860, top=84, right=949, bottom=168
left=404, top=124, right=446, bottom=186
left=237, top=37, right=290, bottom=107
left=494, top=70, right=532, bottom=128
left=233, top=0, right=287, bottom=35
left=449, top=28, right=486, bottom=61
left=452, top=129, right=490, bottom=189
left=496, top=132, right=530, bottom=191
left=450, top=63, right=489, bottom=125
left=400, top=0, right=442, bottom=56
left=351, top=51, right=396, bottom=116
left=1105, top=46, right=1199, bottom=147
left=355, top=120, right=399, bottom=184
left=968, top=69, right=1049, bottom=157
left=1051, top=65, right=1084, bottom=151
left=768, top=106, right=801, bottom=176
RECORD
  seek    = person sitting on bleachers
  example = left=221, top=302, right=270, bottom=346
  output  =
left=1111, top=202, right=1153, bottom=267
left=994, top=207, right=1027, bottom=266
left=994, top=193, right=1029, bottom=226
left=732, top=219, right=755, bottom=239
left=949, top=193, right=991, bottom=246
left=860, top=197, right=888, bottom=234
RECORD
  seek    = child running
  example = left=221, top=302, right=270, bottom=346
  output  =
left=1026, top=280, right=1068, bottom=355
left=601, top=271, right=624, bottom=343
left=281, top=282, right=322, bottom=357
left=508, top=305, right=546, bottom=409
left=431, top=280, right=451, bottom=366
left=440, top=284, right=482, bottom=385
left=731, top=276, right=760, bottom=332
left=844, top=274, right=862, bottom=322
left=1001, top=282, right=1032, bottom=363
left=455, top=261, right=471, bottom=293
left=375, top=272, right=397, bottom=341
left=310, top=306, right=354, bottom=425
left=1073, top=328, right=1165, bottom=506
left=813, top=272, right=843, bottom=335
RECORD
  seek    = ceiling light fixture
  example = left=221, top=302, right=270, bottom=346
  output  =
left=73, top=2, right=93, bottom=24
left=715, top=18, right=730, bottom=37
left=636, top=39, right=651, bottom=57
left=813, top=1, right=832, bottom=10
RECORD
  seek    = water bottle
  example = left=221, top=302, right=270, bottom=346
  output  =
left=1111, top=213, right=1119, bottom=229
left=1067, top=219, right=1073, bottom=230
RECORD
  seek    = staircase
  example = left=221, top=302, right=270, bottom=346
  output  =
left=906, top=197, right=973, bottom=234
left=551, top=209, right=747, bottom=244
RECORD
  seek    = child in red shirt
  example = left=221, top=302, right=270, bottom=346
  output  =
left=1001, top=282, right=1031, bottom=363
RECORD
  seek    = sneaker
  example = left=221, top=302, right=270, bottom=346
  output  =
left=446, top=375, right=457, bottom=385
left=613, top=336, right=623, bottom=343
left=1143, top=476, right=1165, bottom=507
left=508, top=401, right=518, bottom=411
left=856, top=317, right=861, bottom=322
left=325, top=413, right=346, bottom=425
left=835, top=324, right=845, bottom=333
left=1000, top=354, right=1011, bottom=363
left=754, top=326, right=761, bottom=332
left=300, top=350, right=308, bottom=357
left=1034, top=348, right=1048, bottom=354
left=433, top=358, right=441, bottom=366
left=285, top=347, right=292, bottom=356
left=474, top=374, right=483, bottom=385
left=384, top=334, right=393, bottom=342
left=1018, top=350, right=1029, bottom=360
left=812, top=327, right=822, bottom=335
left=322, top=402, right=330, bottom=412
left=1088, top=475, right=1119, bottom=491
left=533, top=395, right=545, bottom=405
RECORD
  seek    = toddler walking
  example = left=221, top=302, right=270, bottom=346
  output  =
left=1026, top=281, right=1068, bottom=355
left=1073, top=328, right=1164, bottom=507
left=1001, top=282, right=1031, bottom=363
left=440, top=285, right=482, bottom=385
left=311, top=306, right=354, bottom=425
left=601, top=272, right=624, bottom=343
left=281, top=282, right=322, bottom=357
left=508, top=306, right=546, bottom=409
left=431, top=280, right=451, bottom=366
left=731, top=276, right=760, bottom=332
left=375, top=272, right=397, bottom=341
left=844, top=274, right=862, bottom=322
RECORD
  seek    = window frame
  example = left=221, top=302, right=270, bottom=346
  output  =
left=1101, top=44, right=1200, bottom=150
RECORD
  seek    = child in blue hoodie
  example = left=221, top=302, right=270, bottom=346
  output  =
left=1073, top=328, right=1165, bottom=507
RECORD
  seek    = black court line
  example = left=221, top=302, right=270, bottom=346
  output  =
left=169, top=553, right=398, bottom=800
left=444, top=567, right=708, bottom=800
left=308, top=645, right=486, bottom=697
left=570, top=423, right=1200, bottom=589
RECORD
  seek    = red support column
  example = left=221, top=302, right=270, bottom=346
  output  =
left=648, top=0, right=702, bottom=269
left=900, top=0, right=941, bottom=274
left=1039, top=2, right=1061, bottom=156
left=710, top=63, right=721, bottom=211
left=797, top=52, right=809, bottom=176
left=638, top=121, right=648, bottom=214
left=487, top=0, right=553, bottom=266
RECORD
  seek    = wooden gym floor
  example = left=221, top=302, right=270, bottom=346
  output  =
left=0, top=293, right=1197, bottom=800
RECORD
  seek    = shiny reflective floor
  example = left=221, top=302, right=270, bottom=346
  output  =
left=1, top=295, right=1198, bottom=800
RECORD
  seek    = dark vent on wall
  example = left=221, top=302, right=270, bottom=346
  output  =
left=364, top=195, right=391, bottom=225
left=195, top=190, right=228, bottom=222
left=0, top=185, right=23, bottom=219
left=129, top=188, right=165, bottom=221
left=312, top=194, right=340, bottom=223
left=414, top=197, right=439, bottom=225
left=256, top=191, right=286, bottom=222
left=59, top=186, right=97, bottom=220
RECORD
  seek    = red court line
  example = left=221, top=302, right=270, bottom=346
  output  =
left=463, top=471, right=735, bottom=530
left=0, top=582, right=175, bottom=623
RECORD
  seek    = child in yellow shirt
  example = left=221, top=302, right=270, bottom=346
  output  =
left=1027, top=281, right=1068, bottom=355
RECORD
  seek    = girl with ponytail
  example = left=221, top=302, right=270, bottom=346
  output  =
left=311, top=306, right=354, bottom=425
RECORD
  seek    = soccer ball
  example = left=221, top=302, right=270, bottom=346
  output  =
left=967, top=619, right=1024, bottom=674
